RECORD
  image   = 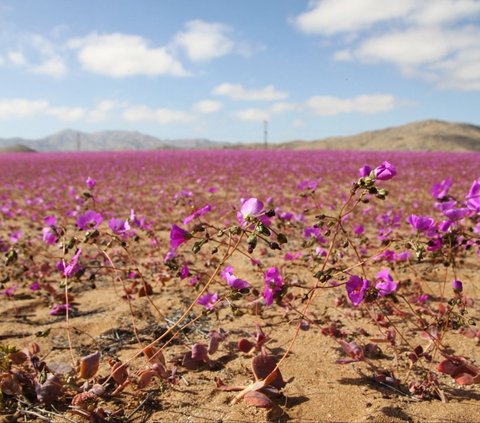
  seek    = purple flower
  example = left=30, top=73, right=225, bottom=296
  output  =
left=431, top=177, right=453, bottom=200
left=197, top=292, right=219, bottom=309
left=346, top=275, right=369, bottom=307
left=42, top=227, right=59, bottom=245
left=30, top=281, right=41, bottom=291
left=263, top=267, right=284, bottom=306
left=76, top=210, right=103, bottom=230
left=359, top=165, right=372, bottom=178
left=407, top=214, right=435, bottom=232
left=375, top=269, right=398, bottom=296
left=9, top=230, right=22, bottom=243
left=303, top=226, right=326, bottom=243
left=44, top=215, right=57, bottom=226
left=49, top=303, right=70, bottom=316
left=170, top=224, right=192, bottom=250
left=443, top=208, right=469, bottom=221
left=237, top=198, right=270, bottom=228
left=163, top=249, right=176, bottom=263
left=2, top=284, right=18, bottom=297
left=452, top=279, right=463, bottom=293
left=108, top=218, right=131, bottom=235
left=86, top=177, right=96, bottom=190
left=221, top=266, right=250, bottom=290
left=179, top=265, right=190, bottom=280
left=183, top=204, right=212, bottom=225
left=64, top=249, right=82, bottom=278
left=466, top=178, right=480, bottom=212
left=374, top=161, right=396, bottom=181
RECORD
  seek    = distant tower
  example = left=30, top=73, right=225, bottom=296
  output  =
left=263, top=120, right=268, bottom=147
left=76, top=132, right=81, bottom=151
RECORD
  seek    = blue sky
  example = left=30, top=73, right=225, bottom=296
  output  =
left=1, top=0, right=479, bottom=143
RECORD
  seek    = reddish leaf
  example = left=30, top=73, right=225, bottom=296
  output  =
left=208, top=330, right=223, bottom=355
left=143, top=345, right=165, bottom=366
left=138, top=282, right=153, bottom=297
left=338, top=340, right=364, bottom=360
left=191, top=343, right=209, bottom=362
left=237, top=338, right=254, bottom=353
left=79, top=351, right=100, bottom=379
left=110, top=361, right=128, bottom=385
left=251, top=354, right=285, bottom=389
left=35, top=374, right=62, bottom=404
left=1, top=373, right=21, bottom=395
left=244, top=390, right=274, bottom=409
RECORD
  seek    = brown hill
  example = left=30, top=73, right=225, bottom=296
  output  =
left=281, top=120, right=480, bottom=151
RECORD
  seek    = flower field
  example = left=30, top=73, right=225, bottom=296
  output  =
left=1, top=149, right=479, bottom=422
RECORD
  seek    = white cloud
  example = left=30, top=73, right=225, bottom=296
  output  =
left=292, top=0, right=415, bottom=35
left=174, top=20, right=234, bottom=62
left=31, top=56, right=67, bottom=77
left=122, top=105, right=194, bottom=124
left=0, top=99, right=48, bottom=118
left=293, top=1, right=480, bottom=90
left=0, top=55, right=4, bottom=66
left=192, top=100, right=222, bottom=114
left=212, top=83, right=288, bottom=101
left=46, top=106, right=87, bottom=121
left=356, top=27, right=479, bottom=67
left=7, top=51, right=26, bottom=66
left=86, top=100, right=124, bottom=123
left=0, top=98, right=84, bottom=121
left=333, top=49, right=353, bottom=61
left=412, top=0, right=480, bottom=26
left=234, top=101, right=298, bottom=122
left=68, top=32, right=189, bottom=77
left=306, top=94, right=396, bottom=115
left=234, top=108, right=270, bottom=122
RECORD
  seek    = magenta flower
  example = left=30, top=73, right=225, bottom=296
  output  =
left=374, top=161, right=396, bottom=181
left=221, top=266, right=250, bottom=290
left=179, top=265, right=190, bottom=280
left=263, top=267, right=284, bottom=306
left=170, top=224, right=192, bottom=250
left=86, top=176, right=96, bottom=190
left=407, top=214, right=435, bottom=232
left=76, top=210, right=103, bottom=230
left=64, top=249, right=82, bottom=278
left=2, top=284, right=18, bottom=297
left=108, top=218, right=131, bottom=235
left=346, top=275, right=369, bottom=307
left=44, top=215, right=57, bottom=226
left=30, top=281, right=41, bottom=291
left=237, top=198, right=271, bottom=228
left=443, top=208, right=469, bottom=221
left=359, top=165, right=372, bottom=178
left=452, top=279, right=463, bottom=293
left=183, top=204, right=212, bottom=225
left=163, top=249, right=176, bottom=262
left=466, top=178, right=480, bottom=212
left=49, top=303, right=70, bottom=316
left=375, top=269, right=398, bottom=296
left=42, top=227, right=59, bottom=245
left=431, top=177, right=453, bottom=199
left=197, top=292, right=219, bottom=309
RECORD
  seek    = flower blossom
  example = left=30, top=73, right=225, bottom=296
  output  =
left=375, top=269, right=398, bottom=296
left=374, top=161, right=396, bottom=181
left=407, top=214, right=435, bottom=232
left=237, top=198, right=270, bottom=228
left=221, top=266, right=250, bottom=290
left=346, top=275, right=369, bottom=307
left=76, top=210, right=103, bottom=230
left=197, top=292, right=219, bottom=309
left=183, top=204, right=212, bottom=225
left=170, top=224, right=192, bottom=250
left=86, top=177, right=96, bottom=190
left=263, top=267, right=284, bottom=306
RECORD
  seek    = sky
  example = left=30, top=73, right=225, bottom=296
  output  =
left=0, top=0, right=480, bottom=143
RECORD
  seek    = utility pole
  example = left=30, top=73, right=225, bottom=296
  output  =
left=263, top=120, right=268, bottom=148
left=76, top=132, right=81, bottom=152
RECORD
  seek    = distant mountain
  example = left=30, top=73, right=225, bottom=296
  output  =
left=281, top=120, right=480, bottom=151
left=0, top=129, right=228, bottom=152
left=1, top=120, right=480, bottom=152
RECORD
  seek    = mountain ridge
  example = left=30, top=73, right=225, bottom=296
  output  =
left=1, top=119, right=480, bottom=152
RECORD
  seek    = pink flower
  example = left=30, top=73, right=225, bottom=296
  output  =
left=346, top=275, right=369, bottom=307
left=375, top=269, right=398, bottom=296
left=263, top=267, right=284, bottom=306
left=170, top=224, right=192, bottom=250
left=374, top=161, right=396, bottom=181
left=183, top=204, right=212, bottom=225
left=197, top=292, right=219, bottom=309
